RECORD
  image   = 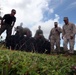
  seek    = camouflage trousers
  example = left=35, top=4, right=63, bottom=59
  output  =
left=50, top=38, right=60, bottom=53
left=63, top=38, right=75, bottom=53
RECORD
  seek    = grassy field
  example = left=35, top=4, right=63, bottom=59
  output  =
left=0, top=47, right=76, bottom=75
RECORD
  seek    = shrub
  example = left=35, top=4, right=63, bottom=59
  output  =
left=0, top=49, right=76, bottom=75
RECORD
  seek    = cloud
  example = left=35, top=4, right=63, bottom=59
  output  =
left=65, top=1, right=76, bottom=10
left=1, top=0, right=62, bottom=25
left=0, top=0, right=62, bottom=40
left=1, top=0, right=76, bottom=50
left=1, top=0, right=50, bottom=25
left=69, top=1, right=76, bottom=8
left=31, top=14, right=60, bottom=38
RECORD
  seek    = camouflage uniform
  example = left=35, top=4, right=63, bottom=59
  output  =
left=49, top=22, right=62, bottom=53
left=62, top=17, right=76, bottom=54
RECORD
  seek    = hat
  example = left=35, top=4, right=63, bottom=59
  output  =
left=64, top=17, right=68, bottom=20
left=54, top=22, right=58, bottom=25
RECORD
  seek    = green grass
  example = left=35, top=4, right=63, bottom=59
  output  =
left=0, top=48, right=76, bottom=75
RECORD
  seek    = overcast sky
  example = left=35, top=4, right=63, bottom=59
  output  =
left=0, top=0, right=76, bottom=49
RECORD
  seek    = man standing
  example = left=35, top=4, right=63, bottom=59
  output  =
left=0, top=9, right=16, bottom=38
left=49, top=22, right=62, bottom=54
left=0, top=9, right=16, bottom=48
left=34, top=25, right=44, bottom=39
left=62, top=17, right=76, bottom=54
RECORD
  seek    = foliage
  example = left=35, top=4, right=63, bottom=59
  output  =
left=0, top=49, right=76, bottom=75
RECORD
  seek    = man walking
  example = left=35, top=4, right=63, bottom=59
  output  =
left=0, top=9, right=16, bottom=38
left=0, top=9, right=16, bottom=48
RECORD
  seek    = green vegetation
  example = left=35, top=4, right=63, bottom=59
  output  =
left=0, top=49, right=76, bottom=75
